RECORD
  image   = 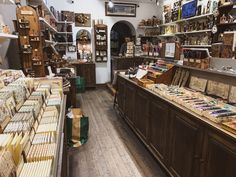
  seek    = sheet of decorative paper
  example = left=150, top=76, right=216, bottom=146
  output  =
left=189, top=76, right=208, bottom=92
left=207, top=80, right=229, bottom=99
left=229, top=86, right=236, bottom=103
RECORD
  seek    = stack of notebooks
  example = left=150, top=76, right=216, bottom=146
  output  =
left=0, top=133, right=29, bottom=165
left=0, top=72, right=64, bottom=176
left=26, top=143, right=56, bottom=162
left=4, top=113, right=34, bottom=134
left=19, top=160, right=52, bottom=177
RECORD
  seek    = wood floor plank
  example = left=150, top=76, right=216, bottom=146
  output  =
left=69, top=88, right=167, bottom=177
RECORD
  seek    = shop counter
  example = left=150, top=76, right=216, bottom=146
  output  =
left=116, top=74, right=236, bottom=177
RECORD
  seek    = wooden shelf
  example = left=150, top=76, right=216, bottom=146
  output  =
left=218, top=3, right=234, bottom=9
left=39, top=17, right=58, bottom=33
left=176, top=64, right=236, bottom=78
left=56, top=42, right=73, bottom=45
left=160, top=13, right=213, bottom=26
left=57, top=21, right=74, bottom=24
left=158, top=33, right=175, bottom=37
left=57, top=32, right=73, bottom=34
left=175, top=29, right=212, bottom=35
left=217, top=22, right=236, bottom=26
left=182, top=45, right=211, bottom=48
left=138, top=26, right=159, bottom=29
left=0, top=33, right=18, bottom=39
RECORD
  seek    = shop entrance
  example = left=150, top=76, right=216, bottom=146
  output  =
left=110, top=21, right=136, bottom=56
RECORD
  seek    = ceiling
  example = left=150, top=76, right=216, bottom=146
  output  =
left=106, top=0, right=157, bottom=4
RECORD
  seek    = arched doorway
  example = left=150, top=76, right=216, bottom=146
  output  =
left=76, top=29, right=92, bottom=60
left=110, top=21, right=136, bottom=56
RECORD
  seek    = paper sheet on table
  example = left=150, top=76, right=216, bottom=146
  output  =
left=136, top=69, right=148, bottom=79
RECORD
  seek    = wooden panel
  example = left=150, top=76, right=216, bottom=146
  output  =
left=134, top=88, right=149, bottom=141
left=124, top=82, right=136, bottom=125
left=169, top=110, right=203, bottom=177
left=149, top=99, right=169, bottom=162
left=204, top=132, right=236, bottom=177
left=74, top=63, right=96, bottom=88
left=117, top=77, right=126, bottom=114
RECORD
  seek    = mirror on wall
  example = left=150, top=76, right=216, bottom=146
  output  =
left=76, top=29, right=92, bottom=60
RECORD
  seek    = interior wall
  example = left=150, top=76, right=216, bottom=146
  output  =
left=49, top=0, right=162, bottom=84
left=0, top=4, right=17, bottom=69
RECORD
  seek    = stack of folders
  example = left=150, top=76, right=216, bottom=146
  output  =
left=19, top=160, right=52, bottom=177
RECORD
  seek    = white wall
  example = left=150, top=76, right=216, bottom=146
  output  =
left=0, top=4, right=17, bottom=69
left=48, top=0, right=162, bottom=84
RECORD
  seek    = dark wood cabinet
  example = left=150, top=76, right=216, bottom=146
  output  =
left=203, top=132, right=236, bottom=177
left=149, top=99, right=169, bottom=162
left=169, top=110, right=203, bottom=177
left=116, top=74, right=236, bottom=177
left=124, top=83, right=136, bottom=125
left=134, top=88, right=149, bottom=141
left=117, top=76, right=126, bottom=115
left=73, top=63, right=96, bottom=88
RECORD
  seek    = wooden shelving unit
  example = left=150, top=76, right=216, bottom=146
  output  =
left=94, top=24, right=108, bottom=62
left=16, top=6, right=45, bottom=77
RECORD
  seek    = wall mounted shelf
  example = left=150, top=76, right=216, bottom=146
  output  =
left=138, top=26, right=159, bottom=29
left=0, top=33, right=18, bottom=39
left=158, top=34, right=175, bottom=37
left=182, top=45, right=211, bottom=48
left=159, top=13, right=213, bottom=27
left=175, top=29, right=212, bottom=35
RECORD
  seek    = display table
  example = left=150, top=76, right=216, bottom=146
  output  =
left=70, top=62, right=96, bottom=88
left=116, top=74, right=236, bottom=177
left=111, top=56, right=163, bottom=81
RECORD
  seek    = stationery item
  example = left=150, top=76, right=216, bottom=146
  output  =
left=27, top=143, right=56, bottom=162
left=19, top=160, right=52, bottom=177
left=32, top=132, right=56, bottom=145
left=36, top=123, right=57, bottom=134
left=207, top=80, right=230, bottom=99
left=0, top=150, right=16, bottom=177
left=222, top=118, right=236, bottom=134
left=0, top=100, right=11, bottom=132
left=189, top=76, right=208, bottom=92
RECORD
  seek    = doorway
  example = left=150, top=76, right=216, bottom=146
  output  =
left=110, top=21, right=136, bottom=56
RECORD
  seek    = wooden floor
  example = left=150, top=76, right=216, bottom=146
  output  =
left=69, top=88, right=167, bottom=177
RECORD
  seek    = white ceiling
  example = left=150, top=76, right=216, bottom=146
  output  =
left=108, top=0, right=157, bottom=4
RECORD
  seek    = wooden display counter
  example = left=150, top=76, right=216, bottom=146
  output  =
left=111, top=56, right=165, bottom=81
left=116, top=74, right=236, bottom=177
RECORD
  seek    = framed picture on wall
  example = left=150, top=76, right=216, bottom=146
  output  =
left=105, top=2, right=136, bottom=17
left=75, top=13, right=91, bottom=27
left=68, top=45, right=77, bottom=52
